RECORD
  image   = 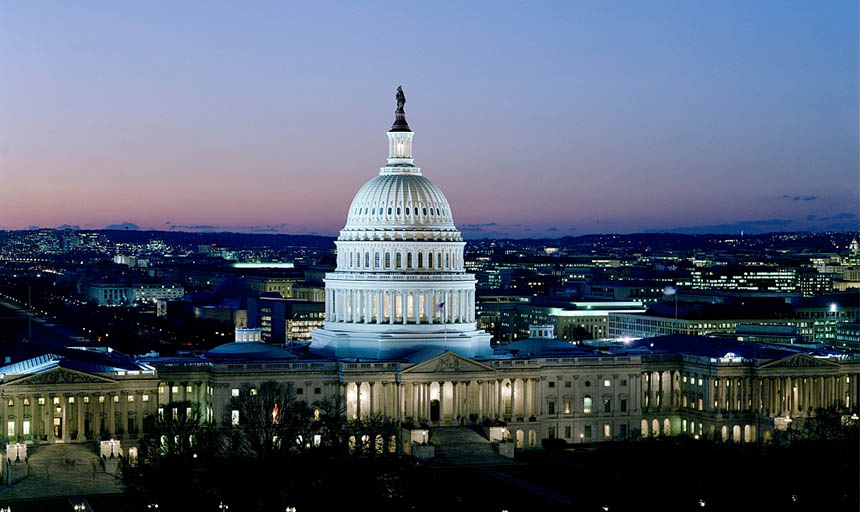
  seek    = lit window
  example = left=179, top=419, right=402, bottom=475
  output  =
left=68, top=397, right=74, bottom=404
left=171, top=386, right=179, bottom=393
left=38, top=397, right=45, bottom=405
left=114, top=396, right=119, bottom=403
left=603, top=379, right=611, bottom=387
left=231, top=388, right=239, bottom=397
left=603, top=424, right=611, bottom=439
left=128, top=395, right=134, bottom=402
left=53, top=397, right=59, bottom=405
left=143, top=395, right=149, bottom=402
left=186, top=385, right=192, bottom=393
left=250, top=388, right=258, bottom=396
left=583, top=396, right=593, bottom=414
left=23, top=421, right=30, bottom=435
left=99, top=396, right=105, bottom=403
left=231, top=410, right=240, bottom=426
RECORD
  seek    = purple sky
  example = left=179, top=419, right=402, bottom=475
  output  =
left=1, top=1, right=857, bottom=238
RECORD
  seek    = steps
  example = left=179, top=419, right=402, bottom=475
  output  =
left=0, top=444, right=124, bottom=502
left=430, top=427, right=516, bottom=467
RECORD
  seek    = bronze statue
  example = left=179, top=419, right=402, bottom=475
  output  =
left=396, top=86, right=406, bottom=113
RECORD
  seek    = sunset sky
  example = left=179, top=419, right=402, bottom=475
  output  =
left=1, top=1, right=857, bottom=237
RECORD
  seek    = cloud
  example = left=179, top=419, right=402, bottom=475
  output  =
left=546, top=227, right=559, bottom=232
left=782, top=195, right=817, bottom=201
left=809, top=212, right=856, bottom=222
left=647, top=218, right=793, bottom=235
left=104, top=222, right=139, bottom=230
left=459, top=222, right=497, bottom=231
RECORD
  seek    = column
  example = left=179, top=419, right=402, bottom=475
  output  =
left=451, top=381, right=458, bottom=424
left=31, top=394, right=40, bottom=444
left=355, top=382, right=361, bottom=420
left=136, top=391, right=144, bottom=436
left=414, top=291, right=420, bottom=324
left=376, top=291, right=383, bottom=324
left=465, top=381, right=472, bottom=423
left=496, top=379, right=503, bottom=420
left=389, top=291, right=395, bottom=325
left=109, top=393, right=116, bottom=437
left=15, top=396, right=23, bottom=440
left=369, top=382, right=375, bottom=417
left=77, top=394, right=85, bottom=441
left=93, top=394, right=101, bottom=439
left=62, top=395, right=71, bottom=442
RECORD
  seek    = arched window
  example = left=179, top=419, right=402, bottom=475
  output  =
left=429, top=208, right=434, bottom=216
left=396, top=253, right=402, bottom=268
left=365, top=253, right=370, bottom=268
left=414, top=207, right=418, bottom=216
left=349, top=253, right=353, bottom=267
left=407, top=253, right=412, bottom=268
left=428, top=253, right=433, bottom=268
left=397, top=207, right=401, bottom=215
left=406, top=207, right=410, bottom=216
left=417, top=253, right=423, bottom=268
left=423, top=207, right=427, bottom=216
left=388, top=207, right=392, bottom=215
left=371, top=208, right=375, bottom=215
left=384, top=253, right=390, bottom=268
left=374, top=252, right=380, bottom=268
left=436, top=208, right=440, bottom=216
left=583, top=395, right=593, bottom=414
left=364, top=208, right=368, bottom=214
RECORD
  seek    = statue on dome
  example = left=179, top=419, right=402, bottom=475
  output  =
left=395, top=86, right=406, bottom=113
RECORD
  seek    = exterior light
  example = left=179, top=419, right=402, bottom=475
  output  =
left=699, top=499, right=706, bottom=507
left=829, top=303, right=838, bottom=313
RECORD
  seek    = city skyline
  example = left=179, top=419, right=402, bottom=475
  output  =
left=1, top=1, right=858, bottom=238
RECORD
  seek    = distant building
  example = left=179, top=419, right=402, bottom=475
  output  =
left=247, top=297, right=325, bottom=342
left=586, top=281, right=664, bottom=304
left=243, top=276, right=294, bottom=298
left=85, top=281, right=184, bottom=306
left=835, top=322, right=860, bottom=351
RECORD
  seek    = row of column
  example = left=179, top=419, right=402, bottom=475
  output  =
left=342, top=378, right=546, bottom=425
left=339, top=248, right=462, bottom=272
left=327, top=288, right=475, bottom=324
left=0, top=390, right=152, bottom=444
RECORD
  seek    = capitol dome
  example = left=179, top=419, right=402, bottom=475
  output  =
left=309, top=87, right=492, bottom=360
left=341, top=173, right=459, bottom=240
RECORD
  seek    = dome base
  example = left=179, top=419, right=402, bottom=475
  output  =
left=309, top=328, right=492, bottom=360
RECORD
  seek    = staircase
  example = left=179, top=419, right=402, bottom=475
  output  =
left=430, top=427, right=516, bottom=467
left=0, top=444, right=124, bottom=502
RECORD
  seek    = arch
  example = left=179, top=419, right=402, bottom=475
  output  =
left=516, top=429, right=524, bottom=449
left=528, top=429, right=537, bottom=447
left=663, top=418, right=671, bottom=436
left=732, top=425, right=741, bottom=443
left=652, top=419, right=659, bottom=436
left=641, top=419, right=649, bottom=437
left=762, top=429, right=772, bottom=444
left=583, top=395, right=592, bottom=414
left=720, top=425, right=728, bottom=441
left=743, top=424, right=751, bottom=443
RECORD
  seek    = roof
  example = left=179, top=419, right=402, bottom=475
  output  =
left=501, top=338, right=594, bottom=357
left=204, top=341, right=297, bottom=361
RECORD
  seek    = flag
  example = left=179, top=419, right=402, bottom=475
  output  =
left=434, top=302, right=445, bottom=312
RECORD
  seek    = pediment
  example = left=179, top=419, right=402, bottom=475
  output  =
left=5, top=368, right=116, bottom=386
left=760, top=354, right=840, bottom=370
left=404, top=352, right=494, bottom=374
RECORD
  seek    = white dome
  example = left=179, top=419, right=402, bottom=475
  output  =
left=340, top=173, right=461, bottom=241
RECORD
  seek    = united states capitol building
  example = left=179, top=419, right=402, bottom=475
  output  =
left=1, top=90, right=858, bottom=473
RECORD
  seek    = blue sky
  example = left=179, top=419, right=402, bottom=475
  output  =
left=1, top=1, right=857, bottom=237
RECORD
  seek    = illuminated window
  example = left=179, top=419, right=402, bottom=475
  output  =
left=603, top=424, right=611, bottom=439
left=583, top=396, right=593, bottom=414
left=186, top=385, right=192, bottom=393
left=38, top=397, right=45, bottom=405
left=250, top=388, right=258, bottom=396
left=171, top=386, right=179, bottom=393
left=231, top=410, right=239, bottom=426
left=231, top=388, right=239, bottom=397
left=128, top=395, right=134, bottom=402
left=113, top=395, right=119, bottom=403
left=603, top=379, right=611, bottom=387
left=99, top=396, right=105, bottom=403
left=7, top=422, right=14, bottom=437
left=53, top=397, right=59, bottom=405
left=564, top=400, right=571, bottom=414
left=23, top=421, right=30, bottom=435
left=143, top=395, right=149, bottom=402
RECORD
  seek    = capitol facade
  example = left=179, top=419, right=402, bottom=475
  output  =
left=0, top=90, right=858, bottom=475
